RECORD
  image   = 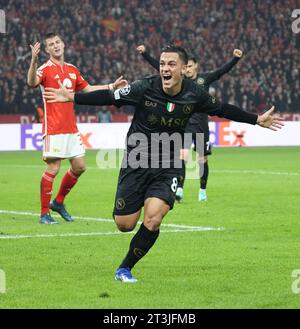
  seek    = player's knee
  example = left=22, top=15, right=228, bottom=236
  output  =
left=116, top=222, right=136, bottom=232
left=47, top=168, right=59, bottom=176
left=144, top=215, right=162, bottom=231
left=72, top=165, right=86, bottom=176
left=114, top=216, right=137, bottom=232
left=46, top=164, right=60, bottom=176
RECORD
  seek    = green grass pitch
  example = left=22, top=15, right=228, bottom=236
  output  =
left=0, top=147, right=299, bottom=309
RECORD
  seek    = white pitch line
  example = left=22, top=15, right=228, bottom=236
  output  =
left=0, top=231, right=125, bottom=240
left=0, top=164, right=101, bottom=170
left=213, top=169, right=300, bottom=176
left=0, top=209, right=223, bottom=240
left=0, top=209, right=223, bottom=230
left=0, top=210, right=113, bottom=223
left=0, top=227, right=219, bottom=240
left=0, top=164, right=300, bottom=176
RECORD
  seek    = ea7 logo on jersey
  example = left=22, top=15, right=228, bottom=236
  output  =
left=145, top=100, right=157, bottom=108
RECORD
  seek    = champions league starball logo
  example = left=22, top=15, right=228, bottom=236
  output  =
left=119, top=85, right=131, bottom=96
left=0, top=10, right=6, bottom=33
left=113, top=85, right=131, bottom=100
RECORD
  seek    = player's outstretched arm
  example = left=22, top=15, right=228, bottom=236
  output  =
left=44, top=80, right=114, bottom=106
left=256, top=106, right=284, bottom=131
left=213, top=103, right=284, bottom=131
left=82, top=76, right=128, bottom=93
left=205, top=48, right=243, bottom=84
left=27, top=42, right=41, bottom=87
left=197, top=90, right=284, bottom=131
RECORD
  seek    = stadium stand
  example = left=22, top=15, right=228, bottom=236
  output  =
left=0, top=0, right=299, bottom=119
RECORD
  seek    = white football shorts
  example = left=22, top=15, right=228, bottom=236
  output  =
left=43, top=133, right=85, bottom=159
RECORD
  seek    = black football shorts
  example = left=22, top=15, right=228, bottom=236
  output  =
left=113, top=166, right=185, bottom=217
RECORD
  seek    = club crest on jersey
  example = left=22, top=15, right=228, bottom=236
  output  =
left=120, top=85, right=131, bottom=96
left=62, top=78, right=72, bottom=88
left=69, top=73, right=76, bottom=79
left=183, top=104, right=193, bottom=114
left=167, top=102, right=175, bottom=113
left=116, top=198, right=125, bottom=210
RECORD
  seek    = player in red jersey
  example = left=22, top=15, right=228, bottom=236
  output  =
left=27, top=32, right=127, bottom=224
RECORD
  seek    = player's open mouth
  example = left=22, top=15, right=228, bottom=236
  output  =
left=163, top=75, right=172, bottom=81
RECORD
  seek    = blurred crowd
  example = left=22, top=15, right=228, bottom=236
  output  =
left=0, top=0, right=299, bottom=116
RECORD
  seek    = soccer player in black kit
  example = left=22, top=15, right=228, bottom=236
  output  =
left=136, top=45, right=243, bottom=202
left=44, top=46, right=283, bottom=283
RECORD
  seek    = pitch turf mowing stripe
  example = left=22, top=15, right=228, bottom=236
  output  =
left=0, top=209, right=224, bottom=231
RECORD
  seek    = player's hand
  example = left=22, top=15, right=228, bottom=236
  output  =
left=233, top=49, right=243, bottom=58
left=256, top=106, right=284, bottom=131
left=112, top=75, right=128, bottom=90
left=136, top=45, right=146, bottom=54
left=30, top=42, right=40, bottom=63
left=44, top=80, right=74, bottom=103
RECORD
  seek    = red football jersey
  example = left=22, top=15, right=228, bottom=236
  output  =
left=37, top=59, right=89, bottom=135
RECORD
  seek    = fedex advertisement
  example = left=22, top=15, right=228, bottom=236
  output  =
left=0, top=122, right=299, bottom=151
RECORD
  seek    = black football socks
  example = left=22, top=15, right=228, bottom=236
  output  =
left=200, top=161, right=209, bottom=189
left=119, top=223, right=160, bottom=270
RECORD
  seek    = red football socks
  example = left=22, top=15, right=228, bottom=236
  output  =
left=55, top=169, right=80, bottom=205
left=40, top=171, right=55, bottom=215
